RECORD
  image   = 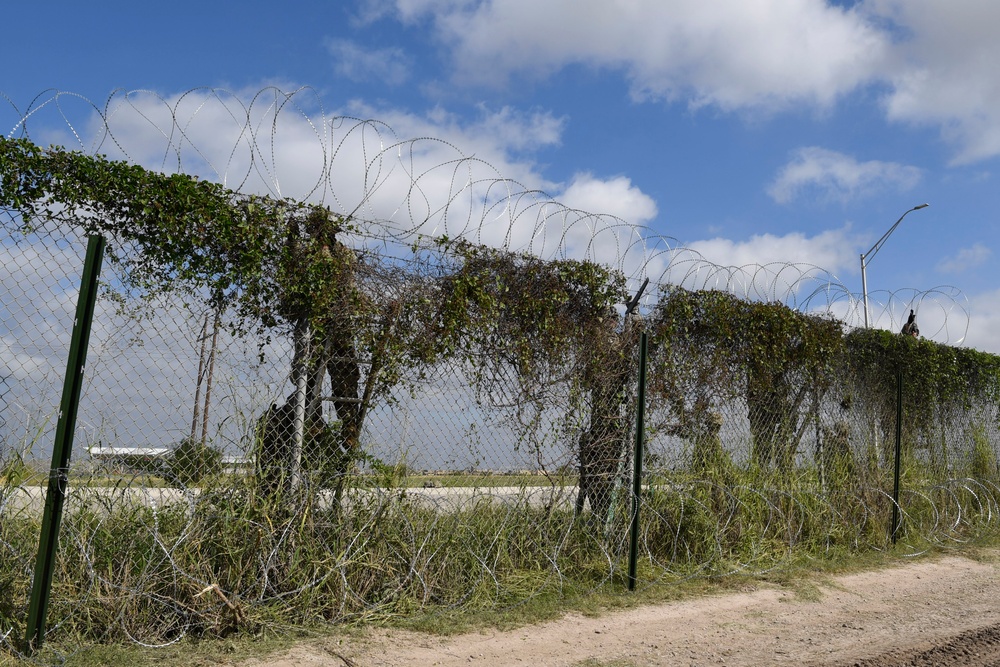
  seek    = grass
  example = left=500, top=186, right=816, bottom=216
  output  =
left=3, top=541, right=985, bottom=667
left=2, top=455, right=1000, bottom=665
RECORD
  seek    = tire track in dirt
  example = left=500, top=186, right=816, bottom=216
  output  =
left=843, top=623, right=1000, bottom=667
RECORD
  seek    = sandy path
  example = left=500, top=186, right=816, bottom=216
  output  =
left=244, top=553, right=1000, bottom=666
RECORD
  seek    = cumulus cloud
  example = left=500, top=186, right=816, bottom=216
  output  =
left=687, top=226, right=859, bottom=275
left=936, top=243, right=992, bottom=275
left=768, top=147, right=922, bottom=204
left=393, top=0, right=888, bottom=110
left=649, top=226, right=861, bottom=304
left=549, top=173, right=660, bottom=271
left=325, top=38, right=411, bottom=85
left=557, top=173, right=657, bottom=225
left=466, top=105, right=565, bottom=153
left=867, top=0, right=1000, bottom=164
left=334, top=100, right=570, bottom=248
left=86, top=88, right=334, bottom=199
left=350, top=0, right=400, bottom=25
left=380, top=1, right=1000, bottom=164
left=963, top=288, right=1000, bottom=354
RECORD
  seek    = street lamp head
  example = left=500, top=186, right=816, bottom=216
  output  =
left=861, top=203, right=930, bottom=327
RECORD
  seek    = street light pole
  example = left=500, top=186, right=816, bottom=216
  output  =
left=860, top=204, right=929, bottom=327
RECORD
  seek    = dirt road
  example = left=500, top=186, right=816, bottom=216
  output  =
left=244, top=552, right=1000, bottom=666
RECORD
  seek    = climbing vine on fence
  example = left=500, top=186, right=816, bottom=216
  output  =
left=9, top=94, right=1000, bottom=655
left=844, top=327, right=1000, bottom=463
left=0, top=138, right=641, bottom=508
left=648, top=286, right=1000, bottom=475
left=433, top=239, right=627, bottom=388
left=0, top=136, right=298, bottom=327
left=429, top=240, right=637, bottom=517
left=4, top=136, right=1000, bottom=489
left=649, top=287, right=844, bottom=473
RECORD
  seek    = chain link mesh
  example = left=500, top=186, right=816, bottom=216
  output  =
left=1, top=89, right=997, bottom=658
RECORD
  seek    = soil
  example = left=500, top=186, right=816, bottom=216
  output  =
left=241, top=552, right=1000, bottom=666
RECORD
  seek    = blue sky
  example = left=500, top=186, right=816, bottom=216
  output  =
left=4, top=0, right=1000, bottom=351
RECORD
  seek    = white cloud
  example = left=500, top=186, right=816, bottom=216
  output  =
left=466, top=105, right=565, bottom=153
left=332, top=100, right=576, bottom=249
left=384, top=1, right=1000, bottom=164
left=90, top=88, right=333, bottom=200
left=866, top=0, right=1000, bottom=164
left=325, top=38, right=411, bottom=86
left=653, top=226, right=862, bottom=304
left=936, top=243, right=992, bottom=275
left=357, top=102, right=565, bottom=160
left=687, top=226, right=859, bottom=274
left=548, top=174, right=660, bottom=273
left=557, top=173, right=657, bottom=225
left=351, top=0, right=400, bottom=25
left=395, top=0, right=888, bottom=111
left=768, top=147, right=922, bottom=204
left=962, top=288, right=1000, bottom=354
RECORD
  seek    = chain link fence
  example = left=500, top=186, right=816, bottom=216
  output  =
left=0, top=215, right=646, bottom=651
left=2, top=89, right=999, bottom=659
left=3, top=215, right=999, bottom=657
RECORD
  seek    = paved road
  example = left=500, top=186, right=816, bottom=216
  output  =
left=1, top=483, right=584, bottom=515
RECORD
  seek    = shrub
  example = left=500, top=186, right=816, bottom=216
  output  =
left=165, top=437, right=222, bottom=487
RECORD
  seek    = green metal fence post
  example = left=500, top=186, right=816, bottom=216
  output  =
left=24, top=234, right=106, bottom=653
left=891, top=368, right=903, bottom=544
left=627, top=331, right=648, bottom=591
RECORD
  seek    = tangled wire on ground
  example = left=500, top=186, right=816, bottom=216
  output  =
left=2, top=474, right=999, bottom=651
